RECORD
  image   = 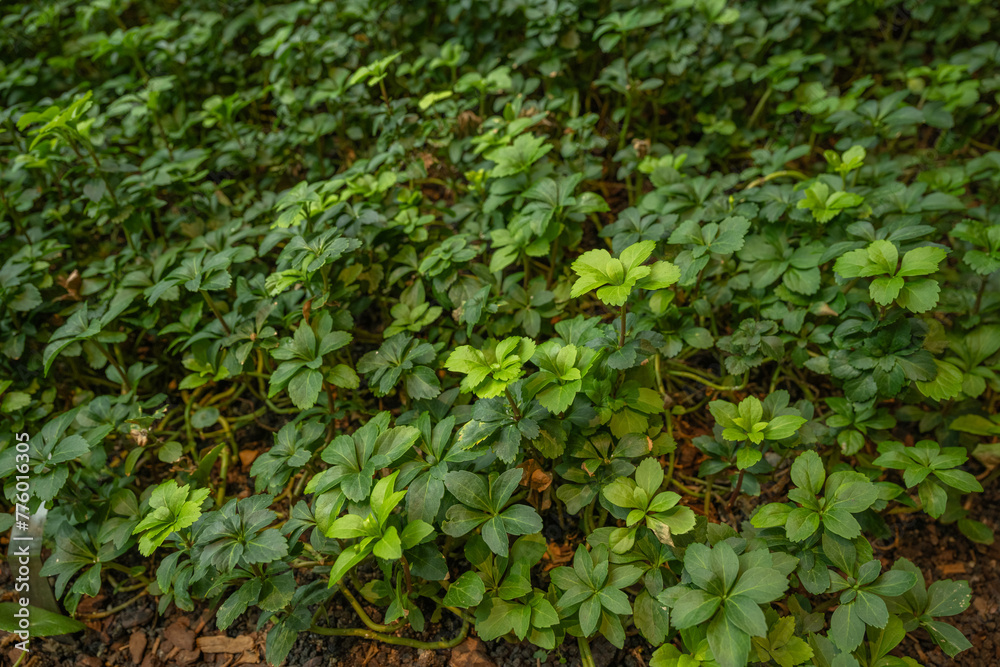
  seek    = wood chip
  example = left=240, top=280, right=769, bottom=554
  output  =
left=129, top=630, right=147, bottom=664
left=940, top=562, right=966, bottom=575
left=173, top=647, right=202, bottom=665
left=449, top=637, right=496, bottom=667
left=236, top=648, right=261, bottom=665
left=198, top=635, right=255, bottom=654
left=164, top=618, right=195, bottom=651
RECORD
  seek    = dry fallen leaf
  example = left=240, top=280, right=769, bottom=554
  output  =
left=518, top=460, right=552, bottom=491
left=239, top=450, right=260, bottom=468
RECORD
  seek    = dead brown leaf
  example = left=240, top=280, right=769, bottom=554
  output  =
left=56, top=270, right=82, bottom=302
left=542, top=541, right=574, bottom=571
left=518, top=460, right=552, bottom=492
left=238, top=450, right=259, bottom=468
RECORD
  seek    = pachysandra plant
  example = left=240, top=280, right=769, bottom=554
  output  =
left=833, top=240, right=949, bottom=314
left=4, top=2, right=994, bottom=667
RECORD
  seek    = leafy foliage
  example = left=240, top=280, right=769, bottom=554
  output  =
left=1, top=1, right=994, bottom=665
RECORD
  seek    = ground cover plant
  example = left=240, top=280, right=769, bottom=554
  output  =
left=1, top=1, right=999, bottom=666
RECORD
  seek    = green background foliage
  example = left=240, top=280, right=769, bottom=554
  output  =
left=1, top=0, right=998, bottom=665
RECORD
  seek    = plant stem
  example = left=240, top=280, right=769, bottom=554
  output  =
left=338, top=582, right=405, bottom=633
left=578, top=635, right=596, bottom=667
left=400, top=555, right=413, bottom=594
left=727, top=469, right=746, bottom=510
left=747, top=85, right=772, bottom=128
left=216, top=446, right=229, bottom=506
left=974, top=278, right=987, bottom=314
left=668, top=367, right=744, bottom=392
left=379, top=80, right=392, bottom=112
left=77, top=591, right=147, bottom=620
left=201, top=290, right=231, bottom=334
left=741, top=169, right=809, bottom=191
left=504, top=387, right=522, bottom=420
left=97, top=341, right=132, bottom=392
left=310, top=620, right=469, bottom=649
left=619, top=303, right=628, bottom=348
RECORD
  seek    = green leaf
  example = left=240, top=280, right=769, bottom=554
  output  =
left=834, top=248, right=875, bottom=278
left=729, top=568, right=788, bottom=603
left=708, top=608, right=752, bottom=667
left=830, top=601, right=866, bottom=652
left=481, top=515, right=510, bottom=556
left=725, top=594, right=767, bottom=637
left=0, top=604, right=85, bottom=637
left=763, top=414, right=807, bottom=440
left=751, top=503, right=792, bottom=529
left=671, top=588, right=721, bottom=628
left=443, top=571, right=485, bottom=608
left=869, top=276, right=904, bottom=306
left=821, top=508, right=863, bottom=539
left=790, top=450, right=825, bottom=495
left=501, top=504, right=543, bottom=536
left=932, top=468, right=983, bottom=493
left=132, top=481, right=209, bottom=556
left=579, top=595, right=602, bottom=636
left=635, top=261, right=681, bottom=291
left=217, top=578, right=263, bottom=630
left=635, top=457, right=664, bottom=498
left=898, top=246, right=948, bottom=277
left=958, top=518, right=994, bottom=544
left=287, top=368, right=323, bottom=409
left=444, top=471, right=491, bottom=512
left=896, top=278, right=941, bottom=313
left=924, top=620, right=973, bottom=657
left=785, top=507, right=820, bottom=541
left=925, top=579, right=972, bottom=617
left=853, top=590, right=888, bottom=628
left=736, top=447, right=762, bottom=470
left=867, top=240, right=899, bottom=275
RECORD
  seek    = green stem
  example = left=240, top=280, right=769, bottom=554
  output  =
left=426, top=596, right=477, bottom=624
left=216, top=446, right=229, bottom=506
left=747, top=85, right=772, bottom=128
left=97, top=341, right=132, bottom=392
left=504, top=387, right=522, bottom=420
left=668, top=368, right=744, bottom=392
left=741, top=170, right=809, bottom=191
left=379, top=80, right=392, bottom=113
left=201, top=290, right=232, bottom=334
left=77, top=591, right=147, bottom=620
left=619, top=303, right=628, bottom=348
left=338, top=583, right=405, bottom=633
left=82, top=141, right=120, bottom=208
left=310, top=622, right=469, bottom=649
left=974, top=278, right=987, bottom=314
left=578, top=635, right=596, bottom=667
